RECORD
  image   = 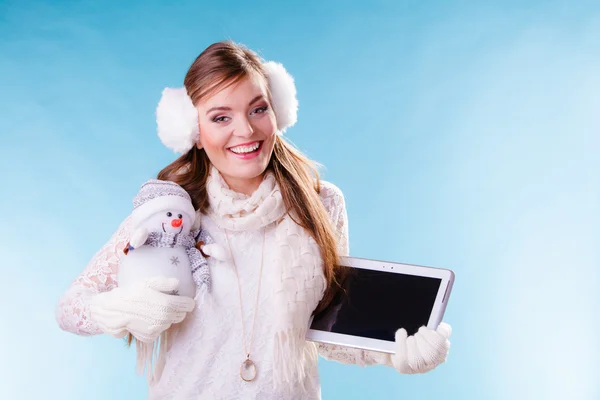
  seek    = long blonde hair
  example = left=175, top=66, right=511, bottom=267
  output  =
left=157, top=41, right=342, bottom=315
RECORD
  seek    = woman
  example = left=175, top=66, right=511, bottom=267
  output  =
left=55, top=40, right=452, bottom=399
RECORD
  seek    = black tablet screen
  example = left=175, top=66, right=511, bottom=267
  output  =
left=310, top=265, right=442, bottom=339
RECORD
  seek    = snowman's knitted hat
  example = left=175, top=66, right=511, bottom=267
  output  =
left=131, top=179, right=196, bottom=229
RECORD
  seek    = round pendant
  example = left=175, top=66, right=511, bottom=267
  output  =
left=240, top=358, right=257, bottom=382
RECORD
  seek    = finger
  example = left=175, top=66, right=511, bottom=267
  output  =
left=145, top=277, right=180, bottom=293
left=128, top=321, right=169, bottom=343
left=406, top=335, right=426, bottom=372
left=160, top=294, right=196, bottom=313
left=151, top=293, right=195, bottom=315
left=436, top=322, right=452, bottom=339
left=170, top=311, right=189, bottom=325
left=391, top=328, right=410, bottom=372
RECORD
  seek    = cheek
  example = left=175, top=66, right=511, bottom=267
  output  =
left=255, top=113, right=277, bottom=136
left=199, top=123, right=228, bottom=151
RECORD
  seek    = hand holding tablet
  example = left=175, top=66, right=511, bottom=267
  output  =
left=307, top=256, right=454, bottom=373
left=390, top=321, right=452, bottom=374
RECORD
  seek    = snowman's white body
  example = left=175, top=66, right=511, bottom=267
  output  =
left=118, top=245, right=196, bottom=298
left=117, top=208, right=197, bottom=298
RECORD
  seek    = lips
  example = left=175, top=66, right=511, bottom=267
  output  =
left=228, top=140, right=261, bottom=149
left=228, top=141, right=261, bottom=152
left=227, top=140, right=263, bottom=159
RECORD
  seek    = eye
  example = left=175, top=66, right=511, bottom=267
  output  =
left=166, top=212, right=172, bottom=217
left=212, top=115, right=230, bottom=123
left=251, top=106, right=268, bottom=115
left=178, top=214, right=183, bottom=219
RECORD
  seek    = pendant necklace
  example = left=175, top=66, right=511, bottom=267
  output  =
left=224, top=228, right=266, bottom=382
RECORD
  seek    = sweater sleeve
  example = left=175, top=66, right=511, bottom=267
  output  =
left=316, top=182, right=393, bottom=367
left=54, top=215, right=132, bottom=336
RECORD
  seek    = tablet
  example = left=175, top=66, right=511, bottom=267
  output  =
left=306, top=256, right=454, bottom=354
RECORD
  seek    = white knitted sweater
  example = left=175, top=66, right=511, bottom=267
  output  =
left=55, top=172, right=392, bottom=399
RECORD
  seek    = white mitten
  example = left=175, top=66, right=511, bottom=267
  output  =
left=89, top=276, right=195, bottom=343
left=129, top=227, right=149, bottom=249
left=391, top=322, right=452, bottom=374
left=200, top=243, right=229, bottom=261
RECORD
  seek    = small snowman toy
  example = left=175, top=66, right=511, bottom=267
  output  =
left=119, top=179, right=223, bottom=300
left=117, top=178, right=225, bottom=383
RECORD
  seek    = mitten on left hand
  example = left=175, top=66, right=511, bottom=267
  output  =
left=390, top=322, right=452, bottom=374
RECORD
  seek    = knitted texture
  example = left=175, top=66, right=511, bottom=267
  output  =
left=205, top=165, right=325, bottom=391
left=390, top=323, right=452, bottom=374
left=148, top=167, right=325, bottom=399
left=55, top=170, right=399, bottom=399
left=87, top=276, right=196, bottom=343
left=131, top=179, right=196, bottom=229
left=143, top=230, right=211, bottom=292
left=133, top=179, right=192, bottom=209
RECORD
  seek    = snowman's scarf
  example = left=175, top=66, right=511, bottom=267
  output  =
left=205, top=166, right=326, bottom=393
left=144, top=229, right=211, bottom=292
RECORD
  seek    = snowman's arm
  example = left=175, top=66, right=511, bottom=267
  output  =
left=195, top=229, right=214, bottom=245
left=55, top=214, right=132, bottom=336
left=128, top=227, right=149, bottom=250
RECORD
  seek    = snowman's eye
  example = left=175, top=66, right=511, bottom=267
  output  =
left=178, top=214, right=183, bottom=219
left=166, top=212, right=172, bottom=217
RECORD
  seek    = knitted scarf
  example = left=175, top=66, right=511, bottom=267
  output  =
left=143, top=230, right=211, bottom=292
left=205, top=166, right=326, bottom=392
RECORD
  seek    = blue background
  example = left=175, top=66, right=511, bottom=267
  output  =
left=1, top=0, right=599, bottom=399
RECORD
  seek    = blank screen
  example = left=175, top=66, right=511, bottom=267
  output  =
left=310, top=265, right=442, bottom=339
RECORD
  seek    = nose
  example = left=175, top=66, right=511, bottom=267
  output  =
left=233, top=116, right=254, bottom=138
left=171, top=218, right=182, bottom=228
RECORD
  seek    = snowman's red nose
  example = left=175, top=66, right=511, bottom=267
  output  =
left=171, top=218, right=183, bottom=228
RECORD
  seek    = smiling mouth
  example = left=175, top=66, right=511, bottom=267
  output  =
left=162, top=223, right=184, bottom=234
left=228, top=140, right=263, bottom=155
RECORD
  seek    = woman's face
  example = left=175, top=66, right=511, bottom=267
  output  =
left=195, top=74, right=277, bottom=194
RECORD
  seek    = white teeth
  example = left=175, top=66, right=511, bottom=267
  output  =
left=230, top=142, right=260, bottom=154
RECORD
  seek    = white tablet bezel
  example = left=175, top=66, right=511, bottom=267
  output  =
left=306, top=256, right=455, bottom=354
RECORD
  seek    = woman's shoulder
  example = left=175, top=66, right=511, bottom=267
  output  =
left=318, top=180, right=346, bottom=216
left=318, top=180, right=345, bottom=200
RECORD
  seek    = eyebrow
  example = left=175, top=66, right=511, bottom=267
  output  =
left=205, top=95, right=265, bottom=115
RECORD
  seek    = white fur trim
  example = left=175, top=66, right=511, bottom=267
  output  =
left=131, top=196, right=196, bottom=230
left=156, top=88, right=199, bottom=154
left=263, top=61, right=298, bottom=134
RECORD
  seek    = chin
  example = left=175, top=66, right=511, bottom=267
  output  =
left=237, top=164, right=270, bottom=179
left=221, top=161, right=268, bottom=181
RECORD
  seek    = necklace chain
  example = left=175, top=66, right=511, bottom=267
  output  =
left=224, top=228, right=266, bottom=361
